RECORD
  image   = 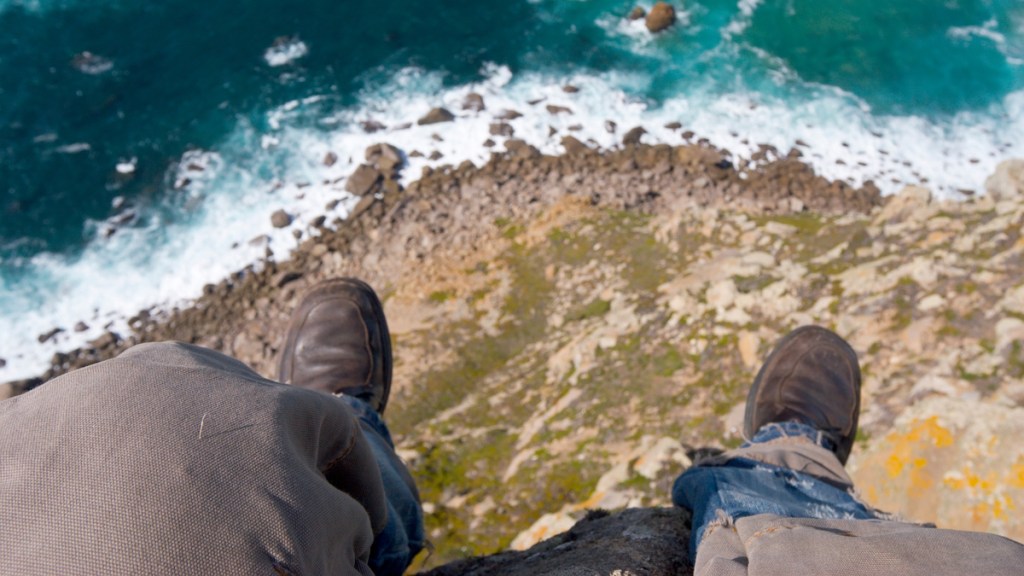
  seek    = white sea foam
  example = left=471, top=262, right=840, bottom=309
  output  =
left=724, top=0, right=764, bottom=37
left=2, top=63, right=1023, bottom=381
left=948, top=18, right=1007, bottom=45
left=264, top=37, right=309, bottom=67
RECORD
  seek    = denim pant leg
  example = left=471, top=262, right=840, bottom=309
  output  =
left=340, top=396, right=425, bottom=576
left=672, top=422, right=878, bottom=561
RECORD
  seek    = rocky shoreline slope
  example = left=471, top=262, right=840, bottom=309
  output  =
left=4, top=141, right=1024, bottom=573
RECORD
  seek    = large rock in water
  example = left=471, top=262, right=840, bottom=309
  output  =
left=985, top=158, right=1024, bottom=201
left=646, top=2, right=676, bottom=33
left=418, top=107, right=456, bottom=125
left=418, top=507, right=692, bottom=576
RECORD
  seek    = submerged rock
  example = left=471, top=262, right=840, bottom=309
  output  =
left=628, top=6, right=646, bottom=20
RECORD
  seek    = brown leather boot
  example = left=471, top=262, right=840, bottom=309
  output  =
left=278, top=278, right=392, bottom=414
left=743, top=325, right=861, bottom=464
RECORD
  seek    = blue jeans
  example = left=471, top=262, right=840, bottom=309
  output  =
left=672, top=422, right=878, bottom=561
left=341, top=396, right=425, bottom=576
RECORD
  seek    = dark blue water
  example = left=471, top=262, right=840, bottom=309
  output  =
left=1, top=0, right=1022, bottom=377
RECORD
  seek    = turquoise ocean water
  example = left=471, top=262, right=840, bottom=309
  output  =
left=1, top=0, right=1022, bottom=378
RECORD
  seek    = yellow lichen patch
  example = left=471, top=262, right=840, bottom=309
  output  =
left=913, top=416, right=954, bottom=448
left=1010, top=457, right=1024, bottom=490
left=886, top=453, right=908, bottom=478
left=882, top=416, right=953, bottom=479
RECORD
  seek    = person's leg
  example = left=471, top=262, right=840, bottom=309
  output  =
left=279, top=278, right=425, bottom=576
left=672, top=326, right=878, bottom=560
left=340, top=395, right=425, bottom=576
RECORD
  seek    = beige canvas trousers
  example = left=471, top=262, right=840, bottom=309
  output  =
left=0, top=342, right=385, bottom=575
left=693, top=439, right=1024, bottom=576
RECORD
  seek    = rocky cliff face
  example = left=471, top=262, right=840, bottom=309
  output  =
left=6, top=143, right=1024, bottom=574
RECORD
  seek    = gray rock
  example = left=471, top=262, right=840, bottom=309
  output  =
left=546, top=104, right=572, bottom=115
left=38, top=328, right=63, bottom=344
left=270, top=209, right=293, bottom=228
left=562, top=85, right=580, bottom=94
left=420, top=507, right=692, bottom=576
left=323, top=152, right=338, bottom=167
left=418, top=107, right=456, bottom=125
left=74, top=322, right=89, bottom=333
left=345, top=164, right=382, bottom=196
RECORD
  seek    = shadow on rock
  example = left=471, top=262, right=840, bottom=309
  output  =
left=418, top=507, right=693, bottom=576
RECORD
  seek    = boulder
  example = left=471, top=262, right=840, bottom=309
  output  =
left=345, top=164, right=382, bottom=196
left=270, top=209, right=292, bottom=228
left=496, top=109, right=523, bottom=121
left=873, top=185, right=932, bottom=224
left=622, top=126, right=647, bottom=146
left=462, top=92, right=486, bottom=112
left=418, top=107, right=455, bottom=125
left=323, top=151, right=338, bottom=167
left=561, top=136, right=590, bottom=155
left=628, top=6, right=646, bottom=20
left=365, top=143, right=404, bottom=173
left=489, top=123, right=515, bottom=137
left=37, top=328, right=63, bottom=344
left=420, top=508, right=692, bottom=576
left=985, top=158, right=1024, bottom=200
left=88, top=331, right=119, bottom=350
left=645, top=2, right=676, bottom=33
left=546, top=104, right=572, bottom=115
left=359, top=119, right=387, bottom=133
left=562, top=85, right=580, bottom=93
left=850, top=396, right=1024, bottom=542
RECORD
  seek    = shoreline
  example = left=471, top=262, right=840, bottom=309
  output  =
left=2, top=136, right=884, bottom=394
